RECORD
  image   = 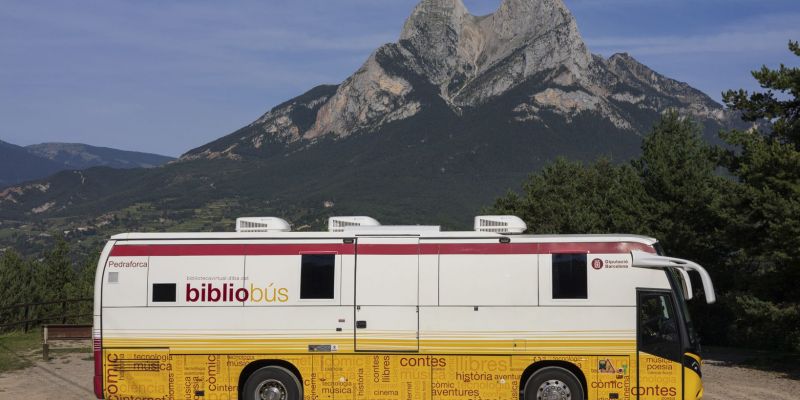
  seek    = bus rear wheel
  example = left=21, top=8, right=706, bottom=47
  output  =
left=242, top=366, right=302, bottom=400
left=523, top=366, right=584, bottom=400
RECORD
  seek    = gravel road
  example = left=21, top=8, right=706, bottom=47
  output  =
left=701, top=347, right=800, bottom=400
left=0, top=345, right=797, bottom=399
left=703, top=360, right=800, bottom=400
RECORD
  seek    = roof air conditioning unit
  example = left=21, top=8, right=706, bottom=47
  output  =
left=474, top=215, right=527, bottom=234
left=328, top=216, right=381, bottom=232
left=236, top=217, right=292, bottom=233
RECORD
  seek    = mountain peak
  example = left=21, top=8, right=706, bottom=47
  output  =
left=400, top=0, right=470, bottom=41
left=399, top=0, right=480, bottom=89
left=180, top=0, right=728, bottom=162
left=397, top=0, right=591, bottom=104
left=482, top=0, right=591, bottom=78
left=491, top=0, right=573, bottom=38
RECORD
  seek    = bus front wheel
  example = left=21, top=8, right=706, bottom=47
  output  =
left=242, top=365, right=302, bottom=400
left=523, top=366, right=584, bottom=400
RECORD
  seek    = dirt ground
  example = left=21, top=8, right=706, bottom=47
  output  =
left=703, top=361, right=800, bottom=400
left=701, top=347, right=800, bottom=400
left=0, top=344, right=798, bottom=399
left=0, top=341, right=94, bottom=400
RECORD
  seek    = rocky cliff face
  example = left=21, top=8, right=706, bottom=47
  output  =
left=182, top=0, right=727, bottom=160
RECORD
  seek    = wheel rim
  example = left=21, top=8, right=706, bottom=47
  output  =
left=255, top=378, right=288, bottom=400
left=537, top=379, right=571, bottom=400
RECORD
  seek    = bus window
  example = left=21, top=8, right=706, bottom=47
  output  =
left=300, top=254, right=335, bottom=299
left=552, top=253, right=587, bottom=299
left=638, top=291, right=681, bottom=361
left=151, top=283, right=177, bottom=303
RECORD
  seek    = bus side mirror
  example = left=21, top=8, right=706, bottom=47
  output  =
left=631, top=251, right=716, bottom=304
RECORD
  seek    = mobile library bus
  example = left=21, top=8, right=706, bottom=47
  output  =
left=93, top=215, right=715, bottom=400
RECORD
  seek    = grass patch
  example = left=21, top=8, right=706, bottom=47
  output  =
left=0, top=330, right=92, bottom=374
left=0, top=329, right=41, bottom=373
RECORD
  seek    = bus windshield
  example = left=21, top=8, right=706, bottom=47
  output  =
left=670, top=269, right=700, bottom=350
left=654, top=242, right=700, bottom=350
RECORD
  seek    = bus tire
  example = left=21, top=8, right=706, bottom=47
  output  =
left=523, top=366, right=584, bottom=400
left=242, top=365, right=302, bottom=400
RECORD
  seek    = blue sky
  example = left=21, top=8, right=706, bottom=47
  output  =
left=1, top=0, right=798, bottom=157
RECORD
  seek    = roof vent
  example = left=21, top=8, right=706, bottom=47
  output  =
left=328, top=216, right=380, bottom=232
left=236, top=217, right=291, bottom=233
left=474, top=215, right=527, bottom=234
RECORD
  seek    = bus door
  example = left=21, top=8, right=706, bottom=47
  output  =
left=636, top=289, right=683, bottom=399
left=354, top=237, right=419, bottom=352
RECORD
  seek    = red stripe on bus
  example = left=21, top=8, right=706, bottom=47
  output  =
left=109, top=242, right=654, bottom=257
left=247, top=244, right=355, bottom=255
left=153, top=244, right=245, bottom=256
left=109, top=244, right=355, bottom=257
left=336, top=242, right=653, bottom=255
left=432, top=243, right=539, bottom=254
left=426, top=243, right=654, bottom=254
left=109, top=245, right=150, bottom=256
left=537, top=242, right=655, bottom=254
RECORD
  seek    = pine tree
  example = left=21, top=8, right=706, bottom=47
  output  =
left=634, top=110, right=732, bottom=267
left=718, top=40, right=800, bottom=350
left=0, top=251, right=34, bottom=324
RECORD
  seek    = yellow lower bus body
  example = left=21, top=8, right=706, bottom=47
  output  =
left=101, top=348, right=699, bottom=400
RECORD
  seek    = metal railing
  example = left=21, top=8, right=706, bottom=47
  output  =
left=0, top=298, right=92, bottom=332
